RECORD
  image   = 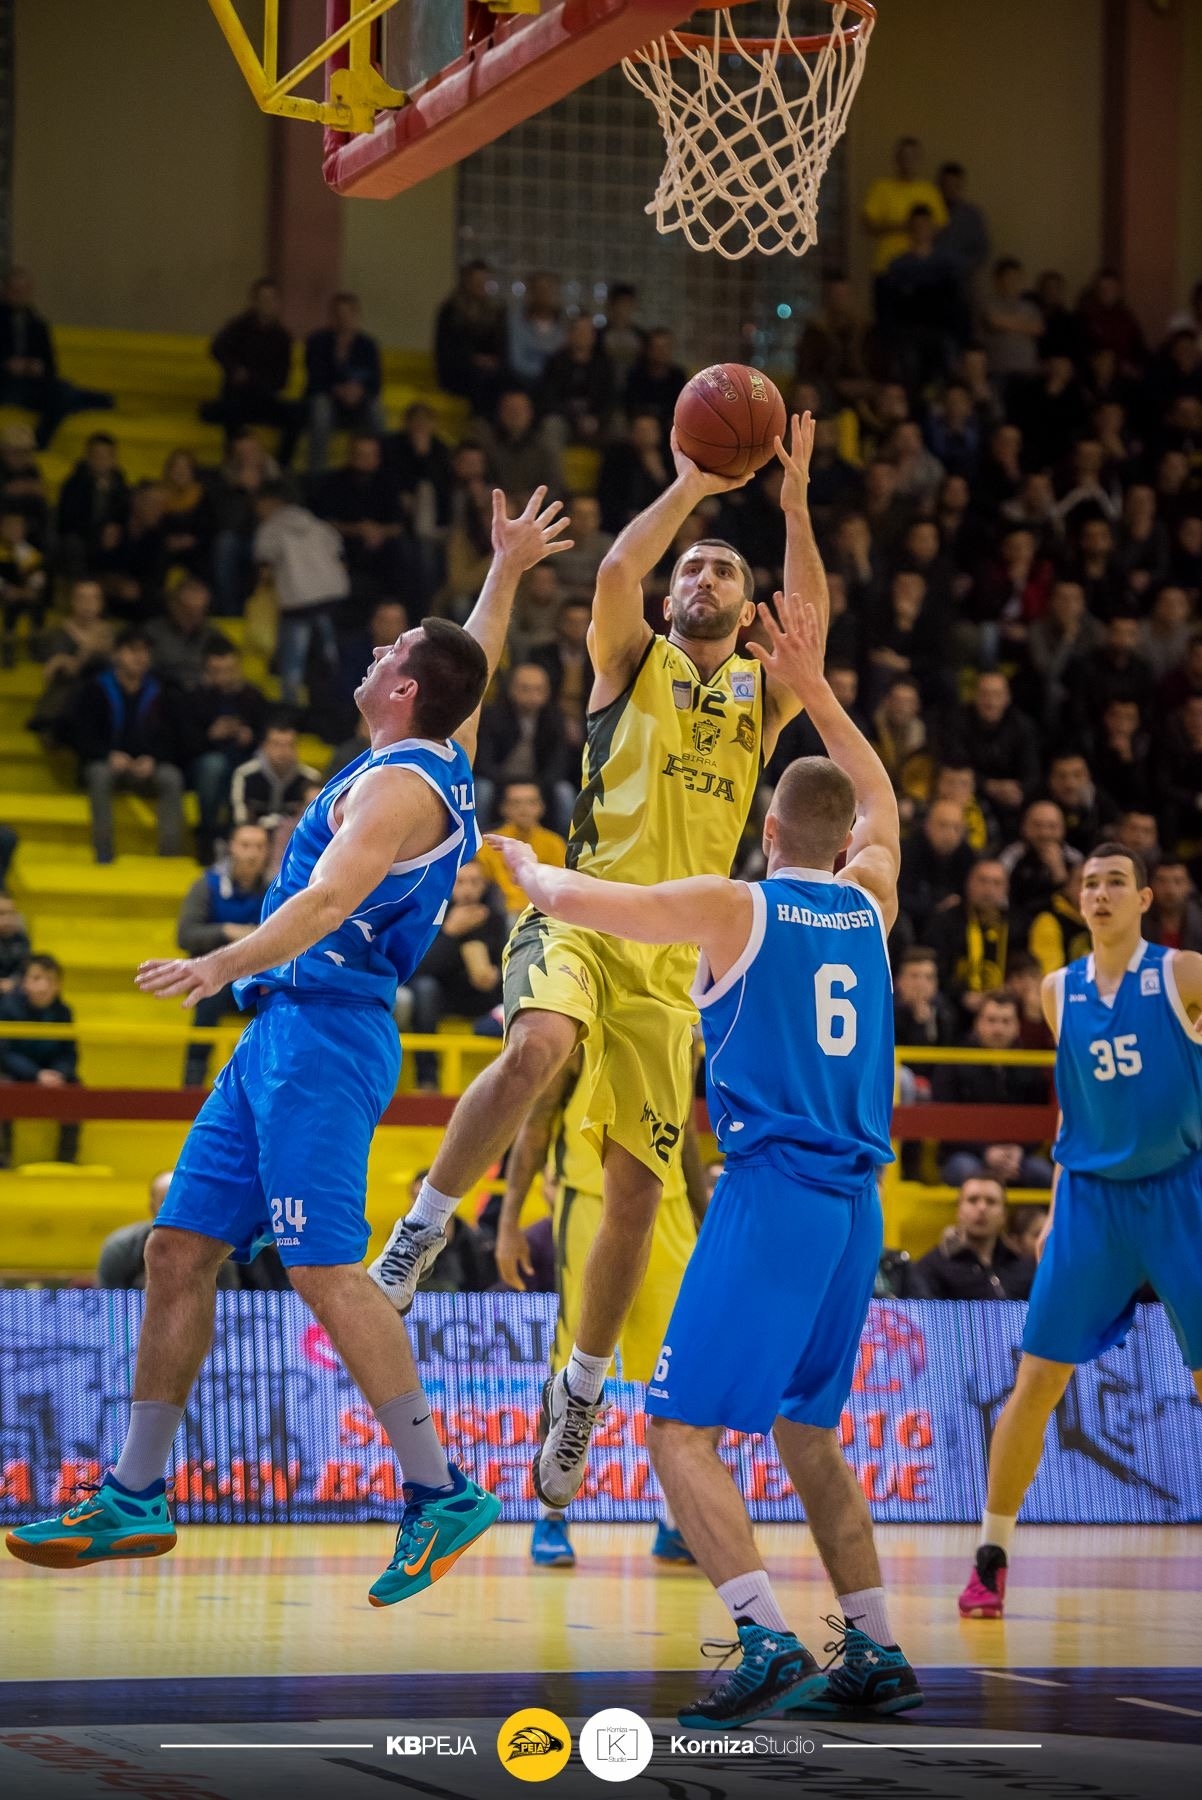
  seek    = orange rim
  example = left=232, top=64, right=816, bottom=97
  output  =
left=656, top=0, right=875, bottom=58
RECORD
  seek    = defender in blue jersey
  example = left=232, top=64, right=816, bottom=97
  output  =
left=6, top=490, right=571, bottom=1604
left=491, top=594, right=922, bottom=1727
left=960, top=842, right=1202, bottom=1622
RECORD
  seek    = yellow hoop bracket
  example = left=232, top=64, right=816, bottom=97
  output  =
left=207, top=0, right=407, bottom=134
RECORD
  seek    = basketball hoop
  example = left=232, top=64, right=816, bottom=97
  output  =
left=622, top=0, right=875, bottom=260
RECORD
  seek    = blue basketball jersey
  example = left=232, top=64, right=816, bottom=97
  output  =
left=233, top=737, right=479, bottom=1011
left=1051, top=939, right=1202, bottom=1180
left=696, top=867, right=896, bottom=1189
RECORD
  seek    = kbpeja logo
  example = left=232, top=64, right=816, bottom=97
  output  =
left=497, top=1709, right=572, bottom=1781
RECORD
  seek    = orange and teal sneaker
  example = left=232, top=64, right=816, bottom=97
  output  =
left=5, top=1474, right=176, bottom=1569
left=368, top=1465, right=500, bottom=1607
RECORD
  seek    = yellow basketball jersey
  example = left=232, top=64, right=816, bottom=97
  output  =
left=554, top=1054, right=687, bottom=1205
left=567, top=635, right=764, bottom=886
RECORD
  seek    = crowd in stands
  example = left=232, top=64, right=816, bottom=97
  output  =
left=3, top=129, right=1202, bottom=1234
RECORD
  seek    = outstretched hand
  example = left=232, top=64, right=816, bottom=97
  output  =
left=136, top=954, right=229, bottom=1008
left=774, top=411, right=815, bottom=512
left=670, top=428, right=756, bottom=497
left=491, top=486, right=573, bottom=571
left=747, top=590, right=827, bottom=704
left=484, top=834, right=556, bottom=909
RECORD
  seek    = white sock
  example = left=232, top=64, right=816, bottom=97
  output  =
left=661, top=1501, right=677, bottom=1531
left=717, top=1570, right=790, bottom=1634
left=838, top=1586, right=895, bottom=1648
left=980, top=1510, right=1016, bottom=1555
left=409, top=1179, right=458, bottom=1233
left=565, top=1345, right=608, bottom=1403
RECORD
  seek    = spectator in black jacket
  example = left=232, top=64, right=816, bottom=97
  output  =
left=999, top=799, right=1082, bottom=930
left=177, top=822, right=270, bottom=1084
left=316, top=433, right=405, bottom=597
left=474, top=661, right=574, bottom=831
left=0, top=893, right=31, bottom=995
left=909, top=1174, right=1036, bottom=1300
left=623, top=328, right=687, bottom=430
left=929, top=858, right=1012, bottom=1024
left=898, top=799, right=976, bottom=937
left=390, top=404, right=453, bottom=605
left=597, top=412, right=672, bottom=535
left=74, top=630, right=185, bottom=863
left=0, top=955, right=80, bottom=1164
left=145, top=577, right=216, bottom=693
left=201, top=278, right=301, bottom=466
left=933, top=991, right=1053, bottom=1188
left=946, top=670, right=1042, bottom=839
left=0, top=267, right=112, bottom=448
left=230, top=720, right=320, bottom=830
left=1043, top=751, right=1115, bottom=856
left=304, top=292, right=385, bottom=472
left=408, top=861, right=507, bottom=1088
left=434, top=261, right=510, bottom=413
left=181, top=639, right=271, bottom=859
left=56, top=433, right=130, bottom=579
left=540, top=317, right=616, bottom=448
left=1144, top=859, right=1202, bottom=952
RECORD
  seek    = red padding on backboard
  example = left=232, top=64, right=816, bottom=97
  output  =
left=322, top=0, right=695, bottom=198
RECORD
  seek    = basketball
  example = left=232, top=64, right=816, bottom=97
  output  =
left=673, top=363, right=787, bottom=479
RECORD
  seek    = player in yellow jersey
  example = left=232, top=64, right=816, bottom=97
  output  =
left=498, top=1046, right=706, bottom=1566
left=371, top=416, right=829, bottom=1508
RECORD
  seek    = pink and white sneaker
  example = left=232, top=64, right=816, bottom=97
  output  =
left=958, top=1545, right=1007, bottom=1618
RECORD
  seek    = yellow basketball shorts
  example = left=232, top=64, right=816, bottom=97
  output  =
left=503, top=910, right=696, bottom=1181
left=551, top=1181, right=697, bottom=1384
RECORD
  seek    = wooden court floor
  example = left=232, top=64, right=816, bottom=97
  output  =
left=2, top=1523, right=1200, bottom=1799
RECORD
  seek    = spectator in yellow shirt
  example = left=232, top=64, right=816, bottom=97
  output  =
left=862, top=136, right=948, bottom=273
left=475, top=779, right=567, bottom=923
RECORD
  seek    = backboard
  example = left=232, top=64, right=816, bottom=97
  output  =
left=321, top=2, right=698, bottom=199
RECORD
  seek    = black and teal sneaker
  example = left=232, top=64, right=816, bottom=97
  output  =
left=6, top=1473, right=176, bottom=1569
left=368, top=1464, right=500, bottom=1607
left=677, top=1622, right=822, bottom=1728
left=784, top=1617, right=924, bottom=1716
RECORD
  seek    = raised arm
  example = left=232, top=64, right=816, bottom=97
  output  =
left=590, top=434, right=751, bottom=692
left=486, top=837, right=754, bottom=986
left=750, top=593, right=900, bottom=927
left=134, top=766, right=447, bottom=1006
left=454, top=486, right=572, bottom=759
left=763, top=412, right=825, bottom=756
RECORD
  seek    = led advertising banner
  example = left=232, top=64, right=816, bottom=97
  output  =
left=1, top=1291, right=1198, bottom=1525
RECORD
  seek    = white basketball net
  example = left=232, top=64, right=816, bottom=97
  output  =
left=622, top=1, right=874, bottom=260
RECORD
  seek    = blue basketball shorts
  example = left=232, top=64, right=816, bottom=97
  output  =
left=645, top=1159, right=884, bottom=1434
left=155, top=995, right=401, bottom=1268
left=1023, top=1149, right=1202, bottom=1370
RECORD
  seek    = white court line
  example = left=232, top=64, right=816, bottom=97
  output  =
left=1115, top=1698, right=1202, bottom=1720
left=820, top=1744, right=1043, bottom=1751
left=976, top=1669, right=1068, bottom=1688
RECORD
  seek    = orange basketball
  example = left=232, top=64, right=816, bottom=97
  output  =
left=673, top=362, right=787, bottom=479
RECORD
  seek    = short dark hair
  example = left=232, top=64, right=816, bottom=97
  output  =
left=257, top=478, right=287, bottom=504
left=770, top=756, right=857, bottom=868
left=332, top=290, right=359, bottom=307
left=610, top=282, right=637, bottom=302
left=994, top=256, right=1023, bottom=278
left=939, top=160, right=965, bottom=179
left=961, top=1171, right=1007, bottom=1200
left=204, top=633, right=237, bottom=660
left=978, top=990, right=1019, bottom=1016
left=908, top=203, right=934, bottom=222
left=26, top=953, right=62, bottom=979
left=900, top=945, right=938, bottom=969
left=86, top=431, right=117, bottom=449
left=1008, top=1201, right=1047, bottom=1238
left=1085, top=840, right=1148, bottom=888
left=670, top=538, right=754, bottom=601
left=115, top=627, right=150, bottom=652
left=406, top=618, right=489, bottom=740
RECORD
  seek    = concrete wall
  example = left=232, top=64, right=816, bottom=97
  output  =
left=12, top=0, right=269, bottom=332
left=1179, top=0, right=1202, bottom=308
left=341, top=169, right=458, bottom=352
left=846, top=0, right=1104, bottom=303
